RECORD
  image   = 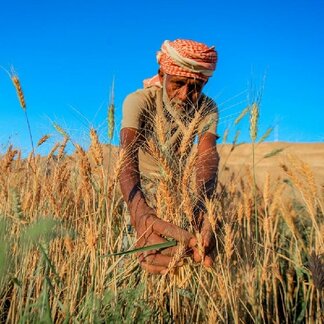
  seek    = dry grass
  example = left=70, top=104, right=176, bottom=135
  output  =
left=1, top=134, right=323, bottom=323
left=0, top=78, right=323, bottom=322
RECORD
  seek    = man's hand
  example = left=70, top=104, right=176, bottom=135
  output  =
left=133, top=204, right=196, bottom=274
left=191, top=216, right=216, bottom=267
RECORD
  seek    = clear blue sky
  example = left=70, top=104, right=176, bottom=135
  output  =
left=0, top=0, right=323, bottom=154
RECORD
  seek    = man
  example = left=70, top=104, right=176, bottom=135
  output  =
left=119, top=39, right=219, bottom=274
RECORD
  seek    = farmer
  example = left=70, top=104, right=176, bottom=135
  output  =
left=119, top=39, right=219, bottom=274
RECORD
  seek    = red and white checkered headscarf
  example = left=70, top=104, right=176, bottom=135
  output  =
left=144, top=39, right=217, bottom=88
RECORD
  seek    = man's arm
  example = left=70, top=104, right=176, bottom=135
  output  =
left=119, top=127, right=149, bottom=226
left=119, top=127, right=196, bottom=274
left=196, top=132, right=219, bottom=204
left=193, top=131, right=219, bottom=266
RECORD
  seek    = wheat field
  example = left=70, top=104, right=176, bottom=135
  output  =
left=0, top=75, right=323, bottom=323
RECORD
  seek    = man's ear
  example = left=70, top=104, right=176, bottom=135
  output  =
left=158, top=69, right=164, bottom=83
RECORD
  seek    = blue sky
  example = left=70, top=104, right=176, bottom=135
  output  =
left=0, top=0, right=323, bottom=154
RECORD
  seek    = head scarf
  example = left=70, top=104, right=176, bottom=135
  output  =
left=143, top=39, right=217, bottom=88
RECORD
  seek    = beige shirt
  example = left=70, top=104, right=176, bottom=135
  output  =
left=121, top=86, right=218, bottom=177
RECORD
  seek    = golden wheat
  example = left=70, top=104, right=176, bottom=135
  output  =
left=1, top=120, right=323, bottom=322
left=249, top=102, right=259, bottom=142
left=11, top=74, right=26, bottom=110
left=89, top=128, right=104, bottom=166
left=57, top=136, right=69, bottom=160
left=37, top=134, right=51, bottom=147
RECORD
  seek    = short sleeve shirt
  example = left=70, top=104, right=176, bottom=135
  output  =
left=121, top=86, right=218, bottom=176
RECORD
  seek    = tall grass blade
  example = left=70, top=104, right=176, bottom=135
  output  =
left=102, top=240, right=177, bottom=257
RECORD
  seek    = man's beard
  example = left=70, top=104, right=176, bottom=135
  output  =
left=162, top=77, right=195, bottom=121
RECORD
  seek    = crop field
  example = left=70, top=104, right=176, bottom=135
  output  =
left=0, top=76, right=323, bottom=323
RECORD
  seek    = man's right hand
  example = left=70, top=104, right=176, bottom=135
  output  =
left=133, top=204, right=196, bottom=274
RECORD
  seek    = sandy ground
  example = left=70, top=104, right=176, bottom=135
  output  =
left=217, top=142, right=324, bottom=187
left=103, top=142, right=324, bottom=187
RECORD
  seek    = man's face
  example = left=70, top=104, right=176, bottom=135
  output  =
left=161, top=73, right=206, bottom=112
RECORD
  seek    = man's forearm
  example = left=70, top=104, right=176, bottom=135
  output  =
left=119, top=155, right=147, bottom=225
left=196, top=148, right=219, bottom=201
left=120, top=154, right=142, bottom=204
left=119, top=128, right=148, bottom=226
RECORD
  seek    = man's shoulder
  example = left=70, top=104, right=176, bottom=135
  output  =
left=122, top=87, right=162, bottom=130
left=124, top=86, right=161, bottom=106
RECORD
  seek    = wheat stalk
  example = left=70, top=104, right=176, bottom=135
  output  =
left=89, top=128, right=104, bottom=166
left=10, top=70, right=35, bottom=153
left=179, top=110, right=202, bottom=156
left=234, top=105, right=249, bottom=125
left=76, top=144, right=92, bottom=202
left=11, top=74, right=26, bottom=110
left=249, top=103, right=259, bottom=142
left=37, top=134, right=51, bottom=147
left=47, top=142, right=60, bottom=162
left=57, top=136, right=69, bottom=160
left=224, top=223, right=235, bottom=262
left=107, top=79, right=115, bottom=141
